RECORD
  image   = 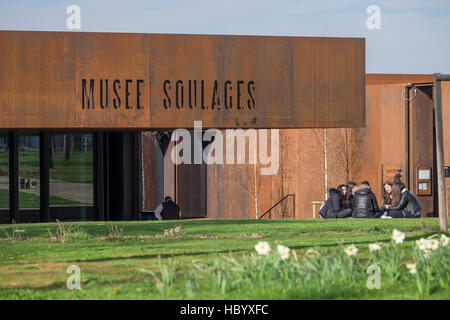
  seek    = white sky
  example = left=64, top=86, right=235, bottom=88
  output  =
left=0, top=0, right=449, bottom=73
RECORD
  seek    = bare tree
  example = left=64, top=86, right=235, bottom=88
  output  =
left=332, top=128, right=366, bottom=183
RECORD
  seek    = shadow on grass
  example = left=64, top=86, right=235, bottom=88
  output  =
left=72, top=229, right=439, bottom=264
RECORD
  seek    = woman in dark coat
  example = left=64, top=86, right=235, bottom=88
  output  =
left=319, top=187, right=353, bottom=219
left=382, top=180, right=402, bottom=218
left=387, top=171, right=421, bottom=218
left=351, top=181, right=382, bottom=218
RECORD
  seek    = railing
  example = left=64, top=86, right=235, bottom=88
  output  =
left=259, top=194, right=295, bottom=219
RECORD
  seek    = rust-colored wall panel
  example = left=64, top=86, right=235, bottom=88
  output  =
left=409, top=86, right=434, bottom=216
left=0, top=31, right=365, bottom=129
left=379, top=84, right=408, bottom=187
left=75, top=32, right=150, bottom=128
left=442, top=82, right=450, bottom=168
left=366, top=74, right=433, bottom=86
left=142, top=132, right=164, bottom=211
left=293, top=38, right=366, bottom=128
left=0, top=31, right=75, bottom=128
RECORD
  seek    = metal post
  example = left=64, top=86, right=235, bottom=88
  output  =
left=39, top=132, right=50, bottom=222
left=93, top=132, right=105, bottom=221
left=433, top=73, right=450, bottom=232
left=8, top=131, right=18, bottom=223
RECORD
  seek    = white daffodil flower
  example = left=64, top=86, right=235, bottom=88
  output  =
left=277, top=245, right=290, bottom=260
left=406, top=263, right=417, bottom=274
left=255, top=241, right=271, bottom=255
left=392, top=229, right=405, bottom=244
left=344, top=244, right=358, bottom=257
left=440, top=234, right=449, bottom=247
left=416, top=238, right=428, bottom=250
left=369, top=243, right=381, bottom=252
left=428, top=239, right=439, bottom=251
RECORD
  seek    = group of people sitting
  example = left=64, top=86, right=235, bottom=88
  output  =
left=319, top=170, right=422, bottom=219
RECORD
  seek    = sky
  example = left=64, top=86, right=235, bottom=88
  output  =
left=0, top=0, right=449, bottom=73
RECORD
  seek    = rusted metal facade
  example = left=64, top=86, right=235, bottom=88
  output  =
left=143, top=74, right=450, bottom=219
left=0, top=30, right=365, bottom=130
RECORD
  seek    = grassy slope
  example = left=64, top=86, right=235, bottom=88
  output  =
left=0, top=218, right=447, bottom=300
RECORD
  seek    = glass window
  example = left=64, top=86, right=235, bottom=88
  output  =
left=0, top=135, right=9, bottom=210
left=18, top=135, right=40, bottom=209
left=49, top=134, right=94, bottom=221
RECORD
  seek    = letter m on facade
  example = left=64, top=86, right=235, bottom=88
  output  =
left=82, top=79, right=95, bottom=109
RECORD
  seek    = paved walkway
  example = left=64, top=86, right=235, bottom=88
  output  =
left=0, top=176, right=93, bottom=205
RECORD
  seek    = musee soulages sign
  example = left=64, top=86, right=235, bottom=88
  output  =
left=0, top=31, right=365, bottom=129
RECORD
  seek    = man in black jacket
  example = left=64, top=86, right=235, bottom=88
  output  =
left=319, top=188, right=352, bottom=219
left=154, top=196, right=181, bottom=220
left=352, top=181, right=382, bottom=218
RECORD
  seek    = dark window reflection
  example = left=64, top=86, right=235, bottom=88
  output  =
left=50, top=134, right=93, bottom=221
left=18, top=135, right=40, bottom=209
left=0, top=135, right=9, bottom=210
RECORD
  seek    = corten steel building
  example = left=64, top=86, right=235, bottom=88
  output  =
left=1, top=31, right=448, bottom=223
left=142, top=75, right=450, bottom=220
left=0, top=30, right=365, bottom=223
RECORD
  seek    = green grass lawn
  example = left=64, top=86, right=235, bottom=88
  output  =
left=0, top=218, right=448, bottom=300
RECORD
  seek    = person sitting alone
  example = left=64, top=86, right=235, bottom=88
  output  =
left=352, top=181, right=382, bottom=218
left=154, top=196, right=181, bottom=220
left=319, top=187, right=353, bottom=218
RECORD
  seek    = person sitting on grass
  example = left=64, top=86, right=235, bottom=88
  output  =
left=154, top=196, right=181, bottom=220
left=387, top=170, right=421, bottom=218
left=351, top=181, right=382, bottom=218
left=319, top=187, right=353, bottom=219
left=341, top=182, right=356, bottom=213
left=380, top=181, right=400, bottom=218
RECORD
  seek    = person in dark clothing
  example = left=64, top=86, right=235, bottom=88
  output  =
left=387, top=171, right=421, bottom=218
left=337, top=184, right=349, bottom=208
left=381, top=181, right=402, bottom=218
left=154, top=196, right=181, bottom=220
left=343, top=181, right=357, bottom=211
left=351, top=181, right=382, bottom=218
left=319, top=188, right=353, bottom=219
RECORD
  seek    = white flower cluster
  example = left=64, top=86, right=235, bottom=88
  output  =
left=254, top=241, right=291, bottom=260
left=406, top=263, right=417, bottom=274
left=164, top=226, right=182, bottom=238
left=415, top=234, right=449, bottom=257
